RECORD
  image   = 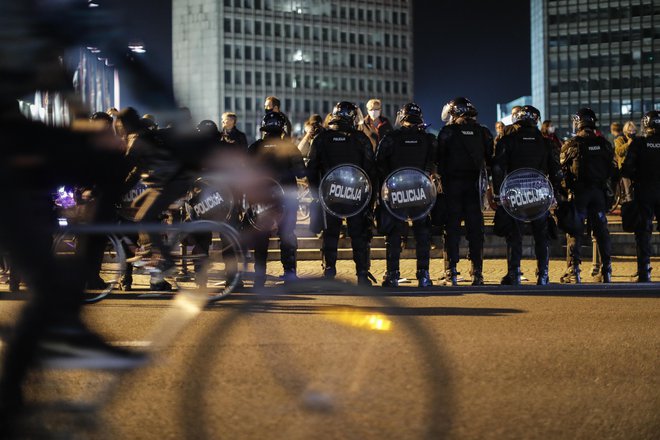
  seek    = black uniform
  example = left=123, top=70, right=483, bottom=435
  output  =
left=307, top=121, right=376, bottom=280
left=437, top=121, right=494, bottom=281
left=247, top=135, right=306, bottom=284
left=560, top=129, right=618, bottom=279
left=621, top=131, right=660, bottom=280
left=492, top=124, right=561, bottom=284
left=376, top=126, right=437, bottom=279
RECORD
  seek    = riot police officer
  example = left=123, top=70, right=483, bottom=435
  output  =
left=621, top=110, right=660, bottom=282
left=247, top=112, right=306, bottom=287
left=560, top=108, right=618, bottom=283
left=437, top=97, right=494, bottom=286
left=376, top=103, right=437, bottom=287
left=492, top=105, right=562, bottom=285
left=307, top=101, right=377, bottom=285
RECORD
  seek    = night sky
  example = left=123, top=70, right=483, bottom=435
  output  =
left=111, top=0, right=531, bottom=131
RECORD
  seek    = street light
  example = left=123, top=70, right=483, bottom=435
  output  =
left=128, top=43, right=146, bottom=54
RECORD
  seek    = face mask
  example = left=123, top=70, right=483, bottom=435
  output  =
left=629, top=131, right=636, bottom=137
left=548, top=126, right=556, bottom=134
left=368, top=110, right=381, bottom=120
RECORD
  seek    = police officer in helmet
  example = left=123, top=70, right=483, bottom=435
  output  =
left=621, top=110, right=660, bottom=282
left=492, top=105, right=562, bottom=285
left=560, top=108, right=618, bottom=283
left=247, top=112, right=306, bottom=287
left=376, top=103, right=437, bottom=287
left=437, top=97, right=494, bottom=286
left=307, top=101, right=377, bottom=285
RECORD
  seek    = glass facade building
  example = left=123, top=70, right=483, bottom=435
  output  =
left=531, top=0, right=660, bottom=137
left=173, top=0, right=414, bottom=139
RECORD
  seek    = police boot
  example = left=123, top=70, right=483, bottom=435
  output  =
left=600, top=262, right=612, bottom=284
left=382, top=271, right=399, bottom=288
left=283, top=268, right=299, bottom=284
left=357, top=271, right=373, bottom=287
left=635, top=264, right=652, bottom=283
left=445, top=268, right=458, bottom=287
left=470, top=262, right=484, bottom=286
left=323, top=266, right=336, bottom=280
left=501, top=268, right=521, bottom=286
left=537, top=257, right=550, bottom=286
left=416, top=270, right=433, bottom=288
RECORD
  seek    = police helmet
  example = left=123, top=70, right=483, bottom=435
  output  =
left=197, top=119, right=219, bottom=135
left=572, top=107, right=598, bottom=131
left=642, top=110, right=660, bottom=134
left=331, top=101, right=358, bottom=127
left=398, top=102, right=424, bottom=125
left=446, top=97, right=478, bottom=119
left=260, top=111, right=288, bottom=134
left=512, top=105, right=541, bottom=126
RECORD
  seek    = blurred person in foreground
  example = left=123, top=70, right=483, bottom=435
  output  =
left=0, top=0, right=175, bottom=429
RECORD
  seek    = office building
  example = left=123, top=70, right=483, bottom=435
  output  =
left=173, top=0, right=414, bottom=139
left=531, top=0, right=659, bottom=136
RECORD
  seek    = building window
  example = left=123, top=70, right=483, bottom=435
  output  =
left=224, top=0, right=231, bottom=6
left=255, top=21, right=262, bottom=35
left=224, top=18, right=231, bottom=32
left=275, top=48, right=282, bottom=62
left=265, top=72, right=272, bottom=86
left=255, top=47, right=262, bottom=60
left=234, top=46, right=242, bottom=59
left=274, top=23, right=281, bottom=37
left=275, top=73, right=282, bottom=87
left=245, top=71, right=252, bottom=85
left=245, top=20, right=252, bottom=34
left=245, top=97, right=252, bottom=110
left=234, top=70, right=242, bottom=84
left=245, top=46, right=252, bottom=60
left=224, top=44, right=231, bottom=58
left=255, top=72, right=262, bottom=86
left=402, top=82, right=408, bottom=95
left=235, top=97, right=241, bottom=111
left=225, top=96, right=231, bottom=109
left=402, top=35, right=407, bottom=49
left=224, top=70, right=231, bottom=84
left=401, top=12, right=407, bottom=25
left=304, top=26, right=310, bottom=40
left=264, top=22, right=271, bottom=36
left=234, top=19, right=241, bottom=33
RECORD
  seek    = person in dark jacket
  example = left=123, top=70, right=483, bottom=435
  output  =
left=621, top=110, right=660, bottom=282
left=247, top=112, right=306, bottom=287
left=264, top=96, right=293, bottom=138
left=220, top=111, right=248, bottom=149
left=376, top=103, right=437, bottom=287
left=492, top=106, right=562, bottom=285
left=437, top=97, right=494, bottom=286
left=307, top=101, right=377, bottom=285
left=560, top=108, right=619, bottom=283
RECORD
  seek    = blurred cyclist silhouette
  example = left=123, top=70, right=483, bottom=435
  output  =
left=0, top=0, right=176, bottom=431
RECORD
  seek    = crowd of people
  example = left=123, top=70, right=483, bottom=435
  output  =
left=42, top=95, right=656, bottom=291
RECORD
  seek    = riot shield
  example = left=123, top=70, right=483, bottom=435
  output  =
left=245, top=178, right=285, bottom=231
left=319, top=164, right=372, bottom=218
left=499, top=168, right=554, bottom=222
left=185, top=177, right=234, bottom=222
left=381, top=168, right=437, bottom=221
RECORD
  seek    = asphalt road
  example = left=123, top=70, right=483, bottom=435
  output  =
left=0, top=282, right=658, bottom=439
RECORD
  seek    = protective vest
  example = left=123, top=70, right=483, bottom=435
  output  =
left=630, top=133, right=660, bottom=183
left=316, top=129, right=371, bottom=173
left=574, top=135, right=613, bottom=186
left=442, top=123, right=487, bottom=179
left=507, top=127, right=550, bottom=174
left=380, top=127, right=435, bottom=174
